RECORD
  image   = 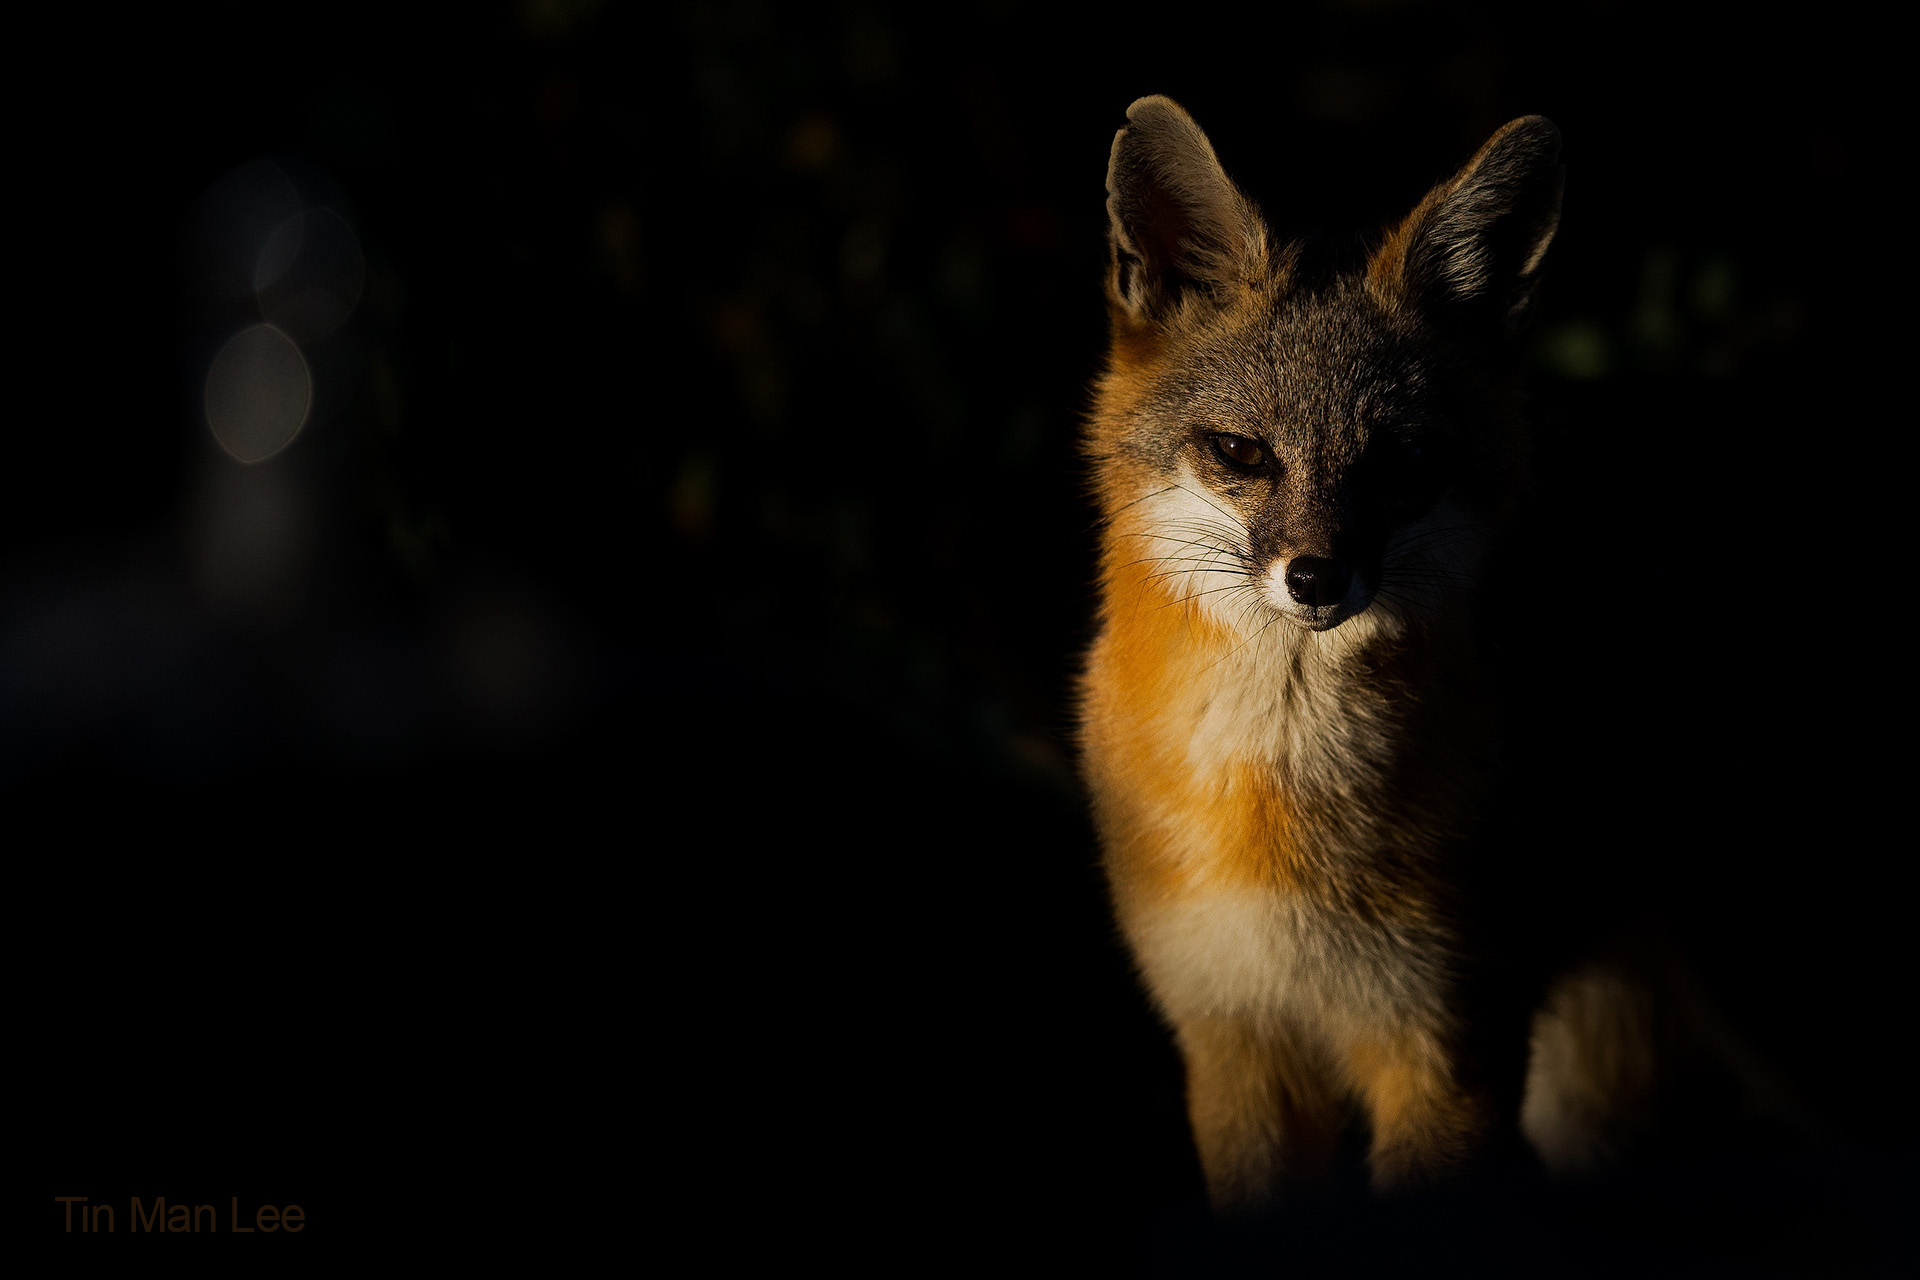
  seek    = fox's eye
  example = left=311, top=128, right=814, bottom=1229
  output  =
left=1212, top=434, right=1267, bottom=469
left=1402, top=440, right=1442, bottom=480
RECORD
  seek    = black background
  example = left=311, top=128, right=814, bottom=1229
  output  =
left=13, top=1, right=1907, bottom=1270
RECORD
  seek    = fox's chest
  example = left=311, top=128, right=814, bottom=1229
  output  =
left=1122, top=882, right=1445, bottom=1028
left=1125, top=889, right=1309, bottom=1021
left=1132, top=636, right=1389, bottom=845
left=1087, top=619, right=1457, bottom=1021
left=1181, top=661, right=1357, bottom=784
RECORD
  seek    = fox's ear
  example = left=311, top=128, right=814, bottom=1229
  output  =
left=1106, top=96, right=1265, bottom=324
left=1378, top=116, right=1563, bottom=334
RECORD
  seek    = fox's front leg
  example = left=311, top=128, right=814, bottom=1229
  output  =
left=1344, top=1029, right=1488, bottom=1190
left=1175, top=1016, right=1342, bottom=1216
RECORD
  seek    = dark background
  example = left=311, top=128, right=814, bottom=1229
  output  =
left=13, top=0, right=1907, bottom=1269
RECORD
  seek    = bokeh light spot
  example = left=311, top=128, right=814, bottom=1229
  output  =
left=204, top=324, right=312, bottom=463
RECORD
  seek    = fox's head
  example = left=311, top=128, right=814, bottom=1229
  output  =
left=1089, top=98, right=1561, bottom=640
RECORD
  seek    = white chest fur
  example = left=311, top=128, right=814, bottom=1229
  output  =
left=1111, top=618, right=1453, bottom=1039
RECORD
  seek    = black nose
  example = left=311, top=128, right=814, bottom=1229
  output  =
left=1285, top=557, right=1351, bottom=608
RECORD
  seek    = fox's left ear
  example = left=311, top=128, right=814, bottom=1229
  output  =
left=1376, top=116, right=1563, bottom=334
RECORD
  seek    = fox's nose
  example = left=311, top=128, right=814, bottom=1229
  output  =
left=1285, top=557, right=1351, bottom=608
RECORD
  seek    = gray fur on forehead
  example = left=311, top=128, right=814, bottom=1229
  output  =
left=1139, top=279, right=1431, bottom=459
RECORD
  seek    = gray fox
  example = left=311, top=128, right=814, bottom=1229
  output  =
left=1077, top=97, right=1726, bottom=1213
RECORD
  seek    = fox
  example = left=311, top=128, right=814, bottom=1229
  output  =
left=1076, top=97, right=1738, bottom=1214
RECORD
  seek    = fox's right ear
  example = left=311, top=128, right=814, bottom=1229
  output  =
left=1106, top=96, right=1265, bottom=325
